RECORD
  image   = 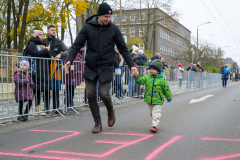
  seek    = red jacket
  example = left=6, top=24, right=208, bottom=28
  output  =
left=62, top=50, right=83, bottom=86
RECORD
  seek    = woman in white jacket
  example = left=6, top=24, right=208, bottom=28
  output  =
left=178, top=63, right=184, bottom=90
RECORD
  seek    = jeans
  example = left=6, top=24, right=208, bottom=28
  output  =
left=179, top=78, right=182, bottom=87
left=114, top=74, right=122, bottom=98
left=222, top=78, right=227, bottom=86
left=85, top=77, right=113, bottom=122
left=128, top=76, right=135, bottom=96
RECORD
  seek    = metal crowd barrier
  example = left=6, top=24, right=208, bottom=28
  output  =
left=1, top=52, right=223, bottom=120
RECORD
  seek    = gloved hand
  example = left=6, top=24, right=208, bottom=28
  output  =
left=167, top=99, right=172, bottom=102
left=30, top=83, right=35, bottom=88
left=26, top=79, right=29, bottom=83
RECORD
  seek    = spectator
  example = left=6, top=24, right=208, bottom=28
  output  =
left=113, top=50, right=123, bottom=98
left=132, top=50, right=147, bottom=66
left=221, top=65, right=229, bottom=87
left=45, top=25, right=69, bottom=113
left=186, top=63, right=196, bottom=89
left=150, top=53, right=161, bottom=63
left=128, top=45, right=139, bottom=96
left=14, top=60, right=35, bottom=121
left=177, top=63, right=184, bottom=89
left=27, top=30, right=51, bottom=115
left=195, top=64, right=202, bottom=88
left=63, top=47, right=83, bottom=112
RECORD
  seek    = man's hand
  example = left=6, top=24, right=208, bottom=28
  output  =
left=55, top=54, right=61, bottom=59
left=65, top=61, right=71, bottom=74
left=131, top=67, right=138, bottom=77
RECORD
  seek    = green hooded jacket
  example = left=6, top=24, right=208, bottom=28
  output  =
left=135, top=73, right=172, bottom=105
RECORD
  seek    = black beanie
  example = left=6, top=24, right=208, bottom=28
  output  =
left=97, top=3, right=112, bottom=16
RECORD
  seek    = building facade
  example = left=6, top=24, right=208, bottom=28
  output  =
left=112, top=8, right=191, bottom=67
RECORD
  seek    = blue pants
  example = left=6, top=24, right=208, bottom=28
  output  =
left=222, top=78, right=227, bottom=86
left=128, top=76, right=135, bottom=96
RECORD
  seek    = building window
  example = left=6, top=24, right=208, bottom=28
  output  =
left=139, top=27, right=143, bottom=37
left=130, top=27, right=135, bottom=37
left=111, top=15, right=117, bottom=22
left=139, top=13, right=145, bottom=20
left=130, top=13, right=135, bottom=21
left=122, top=14, right=126, bottom=21
left=139, top=43, right=144, bottom=50
left=121, top=28, right=125, bottom=36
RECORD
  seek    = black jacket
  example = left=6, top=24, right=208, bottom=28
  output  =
left=44, top=37, right=69, bottom=58
left=27, top=37, right=51, bottom=92
left=66, top=15, right=135, bottom=83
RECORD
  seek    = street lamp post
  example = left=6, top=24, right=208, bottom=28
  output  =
left=191, top=47, right=194, bottom=64
left=197, top=22, right=211, bottom=50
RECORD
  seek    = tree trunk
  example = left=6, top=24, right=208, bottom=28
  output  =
left=11, top=0, right=17, bottom=49
left=61, top=27, right=64, bottom=41
left=7, top=0, right=11, bottom=49
left=18, top=0, right=29, bottom=52
left=68, top=21, right=73, bottom=45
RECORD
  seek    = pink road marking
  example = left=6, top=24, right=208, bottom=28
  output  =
left=47, top=132, right=154, bottom=158
left=0, top=151, right=85, bottom=160
left=200, top=153, right=240, bottom=160
left=145, top=136, right=182, bottom=160
left=202, top=138, right=240, bottom=141
left=200, top=137, right=240, bottom=160
left=22, top=130, right=81, bottom=151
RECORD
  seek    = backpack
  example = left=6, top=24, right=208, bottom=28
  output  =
left=23, top=46, right=29, bottom=56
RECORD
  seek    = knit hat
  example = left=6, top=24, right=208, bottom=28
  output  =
left=97, top=3, right=112, bottom=16
left=132, top=45, right=139, bottom=52
left=33, top=30, right=43, bottom=38
left=139, top=50, right=144, bottom=54
left=178, top=63, right=182, bottom=67
left=149, top=59, right=162, bottom=73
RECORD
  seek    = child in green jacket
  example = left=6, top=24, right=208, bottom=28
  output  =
left=135, top=59, right=172, bottom=133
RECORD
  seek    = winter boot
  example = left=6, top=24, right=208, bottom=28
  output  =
left=108, top=109, right=116, bottom=127
left=17, top=116, right=26, bottom=122
left=36, top=105, right=46, bottom=116
left=92, top=121, right=102, bottom=133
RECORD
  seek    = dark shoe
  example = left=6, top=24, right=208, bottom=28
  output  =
left=108, top=109, right=116, bottom=127
left=17, top=116, right=26, bottom=122
left=23, top=115, right=28, bottom=121
left=92, top=121, right=102, bottom=133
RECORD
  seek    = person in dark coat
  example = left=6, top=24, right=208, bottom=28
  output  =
left=150, top=53, right=161, bottom=63
left=14, top=60, right=35, bottom=121
left=65, top=3, right=137, bottom=133
left=27, top=30, right=51, bottom=115
left=44, top=25, right=69, bottom=111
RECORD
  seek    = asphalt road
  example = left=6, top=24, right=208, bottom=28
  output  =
left=0, top=82, right=240, bottom=160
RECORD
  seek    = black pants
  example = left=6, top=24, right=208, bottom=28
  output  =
left=19, top=100, right=32, bottom=115
left=85, top=77, right=113, bottom=122
left=65, top=85, right=76, bottom=107
left=35, top=90, right=50, bottom=110
left=52, top=91, right=60, bottom=109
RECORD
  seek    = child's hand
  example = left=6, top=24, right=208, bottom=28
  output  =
left=167, top=99, right=172, bottom=102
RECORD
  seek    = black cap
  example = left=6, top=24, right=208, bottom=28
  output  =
left=97, top=3, right=112, bottom=16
